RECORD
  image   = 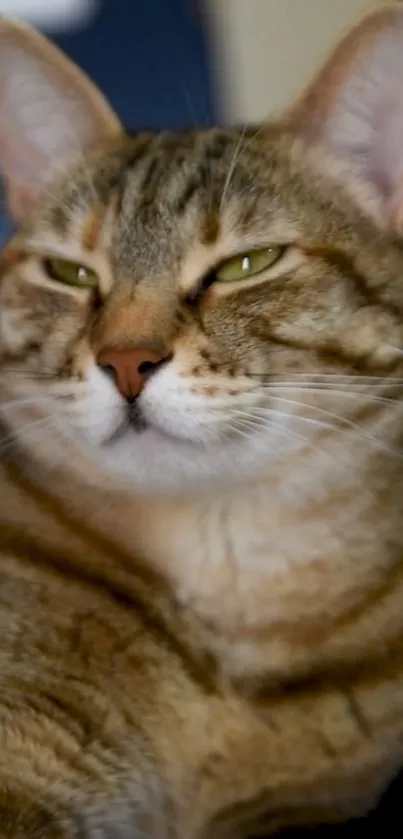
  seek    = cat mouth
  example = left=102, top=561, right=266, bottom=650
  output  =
left=103, top=399, right=149, bottom=444
left=127, top=399, right=149, bottom=432
left=103, top=399, right=211, bottom=450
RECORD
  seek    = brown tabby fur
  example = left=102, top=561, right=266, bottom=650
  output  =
left=1, top=5, right=403, bottom=837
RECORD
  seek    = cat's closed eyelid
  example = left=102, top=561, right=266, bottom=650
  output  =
left=201, top=246, right=304, bottom=299
left=181, top=244, right=300, bottom=307
left=26, top=251, right=111, bottom=302
left=20, top=232, right=113, bottom=292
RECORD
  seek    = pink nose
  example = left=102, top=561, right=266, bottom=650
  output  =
left=97, top=345, right=168, bottom=399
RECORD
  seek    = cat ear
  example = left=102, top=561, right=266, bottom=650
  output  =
left=0, top=19, right=121, bottom=223
left=283, top=5, right=403, bottom=229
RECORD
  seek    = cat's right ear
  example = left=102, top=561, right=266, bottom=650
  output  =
left=282, top=4, right=403, bottom=231
left=0, top=19, right=121, bottom=224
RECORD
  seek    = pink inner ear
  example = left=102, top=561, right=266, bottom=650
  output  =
left=7, top=183, right=36, bottom=224
left=372, top=100, right=403, bottom=198
left=0, top=131, right=47, bottom=223
left=0, top=21, right=121, bottom=225
left=1, top=132, right=44, bottom=180
left=282, top=8, right=403, bottom=226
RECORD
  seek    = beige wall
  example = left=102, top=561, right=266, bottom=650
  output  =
left=204, top=0, right=387, bottom=123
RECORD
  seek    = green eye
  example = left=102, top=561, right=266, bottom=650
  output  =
left=215, top=246, right=284, bottom=283
left=44, top=258, right=99, bottom=288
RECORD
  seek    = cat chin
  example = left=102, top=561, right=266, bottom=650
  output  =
left=92, top=421, right=287, bottom=497
left=96, top=427, right=213, bottom=495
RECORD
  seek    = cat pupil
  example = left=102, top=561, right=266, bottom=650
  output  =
left=242, top=256, right=250, bottom=272
left=78, top=266, right=87, bottom=282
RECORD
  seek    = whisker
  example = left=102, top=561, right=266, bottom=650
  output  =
left=226, top=420, right=257, bottom=441
left=234, top=406, right=334, bottom=433
left=220, top=124, right=247, bottom=211
left=229, top=412, right=380, bottom=530
left=256, top=385, right=400, bottom=406
left=0, top=373, right=86, bottom=396
left=0, top=395, right=53, bottom=412
left=220, top=123, right=269, bottom=214
left=227, top=413, right=345, bottom=478
left=0, top=416, right=59, bottom=455
left=235, top=400, right=403, bottom=460
left=229, top=413, right=320, bottom=451
left=0, top=386, right=83, bottom=412
left=0, top=369, right=55, bottom=379
left=247, top=372, right=403, bottom=384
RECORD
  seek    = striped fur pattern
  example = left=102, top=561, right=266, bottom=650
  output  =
left=1, top=6, right=403, bottom=836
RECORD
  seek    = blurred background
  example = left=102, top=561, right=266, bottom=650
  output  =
left=0, top=0, right=389, bottom=238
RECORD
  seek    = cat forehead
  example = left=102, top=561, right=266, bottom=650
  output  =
left=25, top=126, right=300, bottom=285
left=111, top=127, right=304, bottom=289
left=25, top=123, right=352, bottom=300
left=39, top=125, right=294, bottom=239
left=113, top=127, right=282, bottom=244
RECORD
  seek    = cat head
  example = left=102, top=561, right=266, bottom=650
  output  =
left=2, top=7, right=403, bottom=495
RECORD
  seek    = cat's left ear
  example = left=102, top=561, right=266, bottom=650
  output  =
left=283, top=4, right=403, bottom=230
left=0, top=19, right=121, bottom=223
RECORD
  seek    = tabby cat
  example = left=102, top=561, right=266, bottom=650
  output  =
left=1, top=5, right=403, bottom=837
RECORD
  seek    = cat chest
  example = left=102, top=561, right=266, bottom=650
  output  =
left=133, top=486, right=403, bottom=681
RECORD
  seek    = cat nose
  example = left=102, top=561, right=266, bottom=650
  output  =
left=97, top=345, right=169, bottom=399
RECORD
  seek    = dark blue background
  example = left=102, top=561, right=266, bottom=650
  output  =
left=54, top=0, right=213, bottom=129
left=1, top=0, right=213, bottom=238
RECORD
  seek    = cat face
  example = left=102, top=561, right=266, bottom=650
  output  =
left=2, top=10, right=403, bottom=495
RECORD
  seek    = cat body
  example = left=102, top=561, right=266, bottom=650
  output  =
left=2, top=423, right=403, bottom=838
left=1, top=6, right=403, bottom=835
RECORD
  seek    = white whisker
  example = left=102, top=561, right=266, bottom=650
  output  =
left=257, top=384, right=401, bottom=406
left=232, top=400, right=403, bottom=461
left=0, top=416, right=59, bottom=455
left=248, top=372, right=403, bottom=383
left=220, top=124, right=247, bottom=211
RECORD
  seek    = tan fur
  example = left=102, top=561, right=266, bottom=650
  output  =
left=1, top=6, right=403, bottom=837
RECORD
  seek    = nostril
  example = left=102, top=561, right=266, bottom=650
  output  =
left=137, top=352, right=173, bottom=376
left=137, top=360, right=157, bottom=375
left=101, top=363, right=117, bottom=380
